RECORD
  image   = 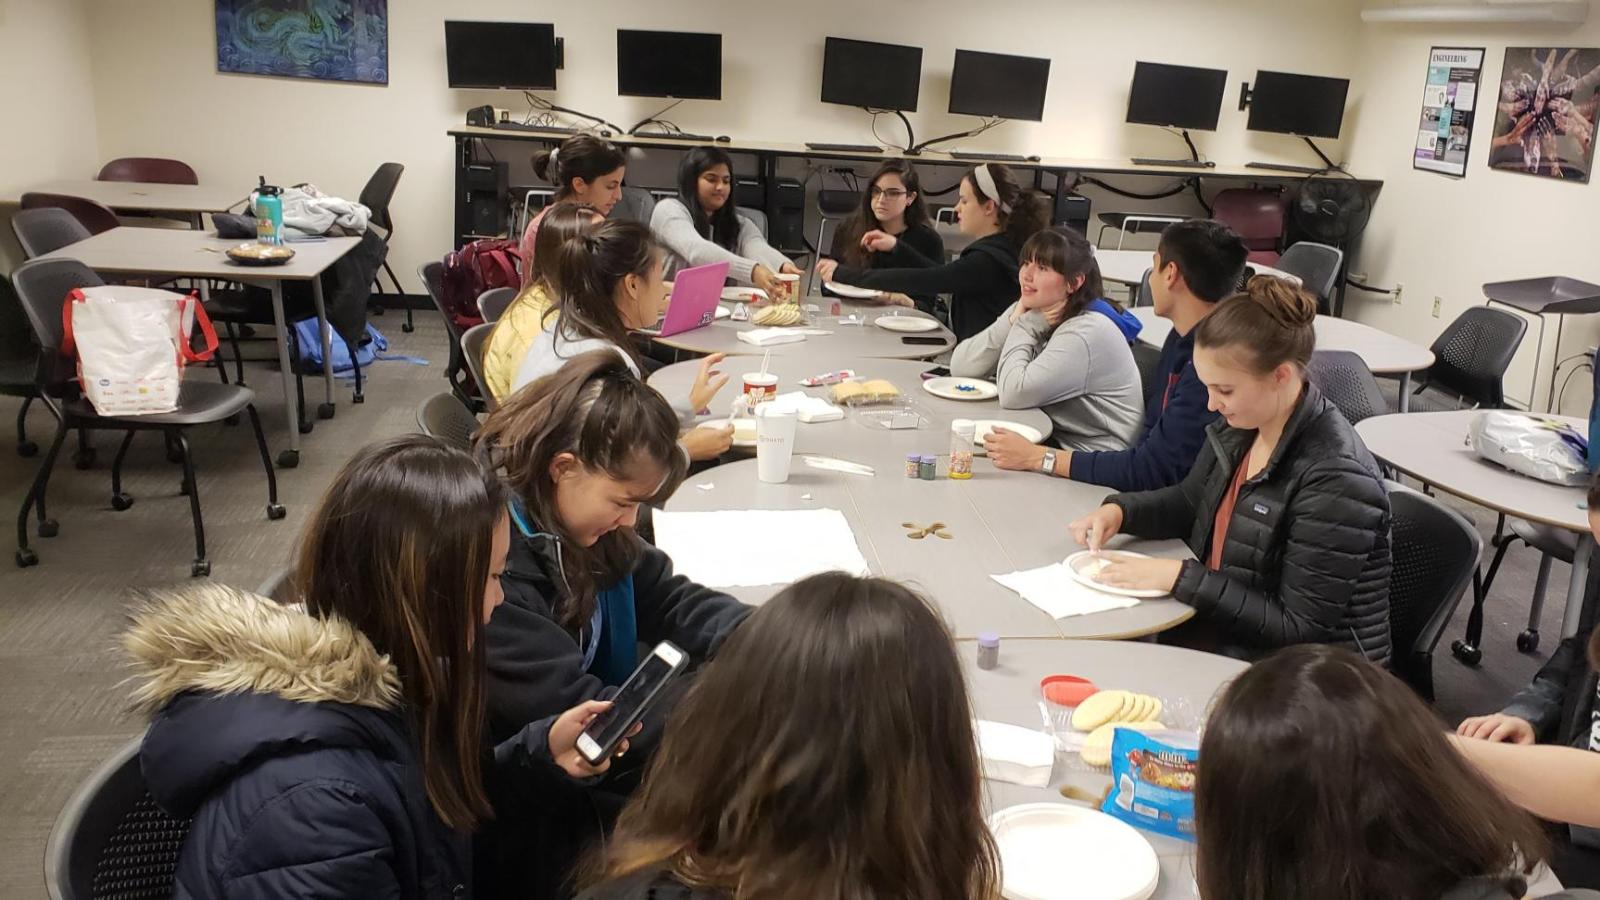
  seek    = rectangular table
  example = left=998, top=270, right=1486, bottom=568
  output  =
left=34, top=228, right=359, bottom=467
left=19, top=179, right=247, bottom=229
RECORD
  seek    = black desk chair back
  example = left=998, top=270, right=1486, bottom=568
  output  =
left=20, top=193, right=120, bottom=237
left=96, top=158, right=198, bottom=185
left=460, top=322, right=497, bottom=412
left=477, top=286, right=517, bottom=324
left=1415, top=306, right=1527, bottom=409
left=1276, top=242, right=1344, bottom=314
left=1387, top=483, right=1482, bottom=701
left=1134, top=268, right=1154, bottom=308
left=417, top=392, right=480, bottom=451
left=11, top=208, right=92, bottom=259
left=1307, top=350, right=1388, bottom=426
left=45, top=735, right=189, bottom=900
left=419, top=261, right=477, bottom=409
left=0, top=274, right=43, bottom=458
left=360, top=163, right=412, bottom=332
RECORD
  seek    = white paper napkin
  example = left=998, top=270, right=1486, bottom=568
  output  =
left=736, top=328, right=807, bottom=347
left=769, top=391, right=844, bottom=423
left=975, top=719, right=1055, bottom=787
left=991, top=563, right=1140, bottom=619
left=653, top=508, right=871, bottom=588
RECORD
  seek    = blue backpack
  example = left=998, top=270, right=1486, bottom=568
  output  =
left=291, top=320, right=385, bottom=373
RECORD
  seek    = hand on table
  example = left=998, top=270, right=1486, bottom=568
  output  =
left=861, top=230, right=898, bottom=253
left=689, top=352, right=730, bottom=412
left=681, top=423, right=734, bottom=461
left=815, top=258, right=840, bottom=283
left=881, top=292, right=915, bottom=307
left=547, top=700, right=642, bottom=777
left=983, top=427, right=1047, bottom=472
left=1457, top=713, right=1536, bottom=745
left=1069, top=504, right=1124, bottom=553
left=1095, top=557, right=1182, bottom=593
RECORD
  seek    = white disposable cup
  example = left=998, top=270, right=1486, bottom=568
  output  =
left=774, top=272, right=801, bottom=304
left=755, top=404, right=798, bottom=483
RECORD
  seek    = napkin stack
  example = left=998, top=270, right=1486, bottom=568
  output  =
left=975, top=719, right=1055, bottom=787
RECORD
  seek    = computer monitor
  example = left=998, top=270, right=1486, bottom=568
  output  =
left=617, top=29, right=722, bottom=100
left=1247, top=70, right=1351, bottom=139
left=948, top=49, right=1050, bottom=121
left=445, top=21, right=557, bottom=91
left=821, top=37, right=923, bottom=112
left=1126, top=62, right=1228, bottom=131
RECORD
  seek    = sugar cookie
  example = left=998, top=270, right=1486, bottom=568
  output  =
left=1081, top=721, right=1168, bottom=768
left=1071, top=689, right=1130, bottom=731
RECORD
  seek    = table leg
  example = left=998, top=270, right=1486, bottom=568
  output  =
left=310, top=276, right=336, bottom=418
left=1561, top=537, right=1592, bottom=638
left=1398, top=372, right=1412, bottom=412
left=189, top=212, right=202, bottom=230
left=268, top=281, right=300, bottom=468
left=1547, top=314, right=1566, bottom=413
left=1531, top=311, right=1547, bottom=412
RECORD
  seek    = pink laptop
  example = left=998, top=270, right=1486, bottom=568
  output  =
left=638, top=261, right=731, bottom=337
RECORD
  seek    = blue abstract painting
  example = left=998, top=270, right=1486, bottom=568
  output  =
left=216, top=0, right=388, bottom=85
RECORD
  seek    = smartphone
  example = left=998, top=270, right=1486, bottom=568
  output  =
left=922, top=365, right=951, bottom=380
left=576, top=642, right=687, bottom=765
left=901, top=336, right=946, bottom=346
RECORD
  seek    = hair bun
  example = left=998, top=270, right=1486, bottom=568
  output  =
left=1247, top=275, right=1317, bottom=329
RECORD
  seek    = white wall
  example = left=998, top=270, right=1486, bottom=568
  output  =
left=77, top=0, right=1365, bottom=295
left=1344, top=5, right=1600, bottom=414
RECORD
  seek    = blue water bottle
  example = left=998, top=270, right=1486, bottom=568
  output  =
left=251, top=176, right=284, bottom=245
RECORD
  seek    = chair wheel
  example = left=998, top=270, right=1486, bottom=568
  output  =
left=1517, top=630, right=1541, bottom=653
left=37, top=519, right=58, bottom=538
left=16, top=548, right=38, bottom=568
left=17, top=440, right=38, bottom=458
left=111, top=493, right=134, bottom=511
left=352, top=392, right=365, bottom=404
left=277, top=449, right=300, bottom=469
left=298, top=420, right=314, bottom=434
left=191, top=560, right=211, bottom=577
left=72, top=447, right=96, bottom=469
left=402, top=323, right=415, bottom=333
left=1451, top=639, right=1483, bottom=666
left=266, top=503, right=287, bottom=520
left=317, top=402, right=336, bottom=420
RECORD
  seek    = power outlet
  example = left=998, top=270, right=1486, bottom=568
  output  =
left=1432, top=296, right=1442, bottom=318
left=1393, top=282, right=1404, bottom=306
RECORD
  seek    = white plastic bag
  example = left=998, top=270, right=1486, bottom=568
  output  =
left=1469, top=411, right=1590, bottom=486
left=61, top=286, right=217, bottom=417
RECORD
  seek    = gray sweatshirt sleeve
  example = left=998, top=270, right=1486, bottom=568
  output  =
left=650, top=199, right=759, bottom=286
left=950, top=302, right=1019, bottom=378
left=735, top=214, right=793, bottom=276
left=996, top=311, right=1093, bottom=411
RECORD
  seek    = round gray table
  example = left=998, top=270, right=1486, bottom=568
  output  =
left=663, top=457, right=1195, bottom=641
left=650, top=298, right=955, bottom=360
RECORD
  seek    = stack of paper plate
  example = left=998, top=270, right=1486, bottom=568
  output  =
left=989, top=803, right=1159, bottom=900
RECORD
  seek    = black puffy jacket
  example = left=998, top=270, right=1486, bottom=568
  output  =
left=1108, top=383, right=1393, bottom=664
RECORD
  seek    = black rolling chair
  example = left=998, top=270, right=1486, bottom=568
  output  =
left=1276, top=242, right=1344, bottom=314
left=11, top=207, right=92, bottom=259
left=1132, top=342, right=1162, bottom=406
left=477, top=287, right=517, bottom=324
left=0, top=275, right=42, bottom=458
left=361, top=162, right=411, bottom=332
left=44, top=734, right=189, bottom=900
left=10, top=259, right=284, bottom=575
left=419, top=261, right=477, bottom=410
left=1307, top=350, right=1388, bottom=426
left=1133, top=268, right=1154, bottom=308
left=1386, top=482, right=1482, bottom=701
left=460, top=322, right=497, bottom=412
left=1474, top=519, right=1576, bottom=655
left=416, top=392, right=481, bottom=451
left=1411, top=306, right=1527, bottom=410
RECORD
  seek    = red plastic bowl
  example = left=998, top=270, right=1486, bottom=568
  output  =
left=1040, top=675, right=1098, bottom=707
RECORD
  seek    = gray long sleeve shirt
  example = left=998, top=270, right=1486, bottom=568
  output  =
left=649, top=198, right=791, bottom=286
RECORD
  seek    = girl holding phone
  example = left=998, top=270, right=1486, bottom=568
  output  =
left=649, top=146, right=801, bottom=296
left=815, top=160, right=943, bottom=312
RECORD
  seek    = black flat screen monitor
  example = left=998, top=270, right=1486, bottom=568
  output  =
left=445, top=21, right=557, bottom=91
left=617, top=29, right=722, bottom=100
left=948, top=49, right=1050, bottom=121
left=821, top=37, right=922, bottom=112
left=1247, top=70, right=1350, bottom=139
left=1126, top=61, right=1228, bottom=131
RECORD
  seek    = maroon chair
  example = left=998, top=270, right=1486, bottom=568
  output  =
left=19, top=193, right=119, bottom=236
left=96, top=158, right=198, bottom=185
left=1211, top=189, right=1285, bottom=266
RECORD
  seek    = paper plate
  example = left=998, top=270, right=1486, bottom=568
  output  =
left=824, top=281, right=883, bottom=300
left=923, top=377, right=999, bottom=401
left=973, top=420, right=1044, bottom=454
left=697, top=418, right=755, bottom=448
left=1065, top=550, right=1168, bottom=599
left=873, top=314, right=941, bottom=333
left=226, top=243, right=294, bottom=266
left=721, top=286, right=768, bottom=303
left=990, top=803, right=1159, bottom=900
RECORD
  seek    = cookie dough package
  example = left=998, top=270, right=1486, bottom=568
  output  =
left=1100, top=727, right=1199, bottom=842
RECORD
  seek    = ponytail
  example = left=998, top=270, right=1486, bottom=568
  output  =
left=1194, top=276, right=1318, bottom=374
left=551, top=219, right=660, bottom=363
left=964, top=163, right=1048, bottom=249
left=532, top=134, right=626, bottom=200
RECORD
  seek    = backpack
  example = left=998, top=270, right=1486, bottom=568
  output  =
left=291, top=319, right=384, bottom=373
left=441, top=239, right=519, bottom=332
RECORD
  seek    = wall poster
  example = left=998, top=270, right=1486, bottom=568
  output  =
left=1414, top=47, right=1483, bottom=177
left=1489, top=47, right=1600, bottom=182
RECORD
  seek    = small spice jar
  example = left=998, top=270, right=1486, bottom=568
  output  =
left=977, top=632, right=1000, bottom=670
left=919, top=454, right=937, bottom=480
left=905, top=453, right=921, bottom=478
left=948, top=419, right=975, bottom=480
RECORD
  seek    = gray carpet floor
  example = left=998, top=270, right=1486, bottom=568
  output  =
left=0, top=313, right=1576, bottom=895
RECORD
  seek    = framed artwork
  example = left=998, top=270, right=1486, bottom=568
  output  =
left=216, top=0, right=388, bottom=85
left=1413, top=47, right=1483, bottom=178
left=1488, top=47, right=1600, bottom=182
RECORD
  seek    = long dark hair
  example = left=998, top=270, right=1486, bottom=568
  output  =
left=475, top=351, right=686, bottom=630
left=964, top=163, right=1048, bottom=249
left=586, top=572, right=1001, bottom=900
left=548, top=219, right=662, bottom=365
left=292, top=435, right=506, bottom=831
left=832, top=160, right=931, bottom=268
left=1019, top=227, right=1111, bottom=331
left=676, top=145, right=740, bottom=251
left=1194, top=276, right=1317, bottom=375
left=1196, top=644, right=1550, bottom=900
left=532, top=133, right=626, bottom=201
left=490, top=202, right=601, bottom=360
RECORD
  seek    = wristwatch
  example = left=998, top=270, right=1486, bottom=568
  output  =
left=1039, top=449, right=1057, bottom=476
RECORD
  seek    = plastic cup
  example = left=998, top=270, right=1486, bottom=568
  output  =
left=742, top=372, right=779, bottom=406
left=756, top=404, right=798, bottom=483
left=774, top=272, right=801, bottom=305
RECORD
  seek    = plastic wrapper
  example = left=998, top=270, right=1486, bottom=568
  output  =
left=1469, top=411, right=1590, bottom=487
left=1101, top=728, right=1199, bottom=843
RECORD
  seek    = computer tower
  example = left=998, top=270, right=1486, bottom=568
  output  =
left=1053, top=191, right=1092, bottom=236
left=464, top=160, right=509, bottom=237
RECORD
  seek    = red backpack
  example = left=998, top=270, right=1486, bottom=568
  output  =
left=440, top=239, right=520, bottom=331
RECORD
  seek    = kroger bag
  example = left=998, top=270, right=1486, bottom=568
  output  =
left=61, top=286, right=217, bottom=417
left=1469, top=411, right=1590, bottom=487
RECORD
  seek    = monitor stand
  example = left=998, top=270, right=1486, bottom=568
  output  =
left=1247, top=137, right=1343, bottom=175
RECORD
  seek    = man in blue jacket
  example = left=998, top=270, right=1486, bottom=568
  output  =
left=983, top=219, right=1247, bottom=491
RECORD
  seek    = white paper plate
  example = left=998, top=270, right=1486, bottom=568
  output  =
left=873, top=314, right=941, bottom=333
left=973, top=420, right=1044, bottom=455
left=824, top=281, right=883, bottom=300
left=923, top=376, right=999, bottom=401
left=1065, top=550, right=1169, bottom=599
left=697, top=418, right=755, bottom=448
left=990, top=803, right=1159, bottom=900
left=721, top=286, right=768, bottom=303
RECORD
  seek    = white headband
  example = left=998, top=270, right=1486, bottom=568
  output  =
left=547, top=145, right=560, bottom=177
left=972, top=164, right=1011, bottom=215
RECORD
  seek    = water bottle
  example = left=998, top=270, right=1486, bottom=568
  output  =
left=251, top=176, right=284, bottom=245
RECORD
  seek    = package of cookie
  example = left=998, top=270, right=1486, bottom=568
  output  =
left=1100, top=727, right=1199, bottom=843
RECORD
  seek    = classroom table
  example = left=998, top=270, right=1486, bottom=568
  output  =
left=651, top=299, right=955, bottom=360
left=34, top=228, right=359, bottom=467
left=1131, top=307, right=1435, bottom=412
left=1356, top=411, right=1592, bottom=645
left=18, top=179, right=247, bottom=229
left=1096, top=249, right=1299, bottom=288
left=663, top=457, right=1195, bottom=641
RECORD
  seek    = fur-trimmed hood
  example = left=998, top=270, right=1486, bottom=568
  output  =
left=124, top=585, right=412, bottom=819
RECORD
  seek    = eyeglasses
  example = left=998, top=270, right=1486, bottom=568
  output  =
left=869, top=188, right=909, bottom=200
